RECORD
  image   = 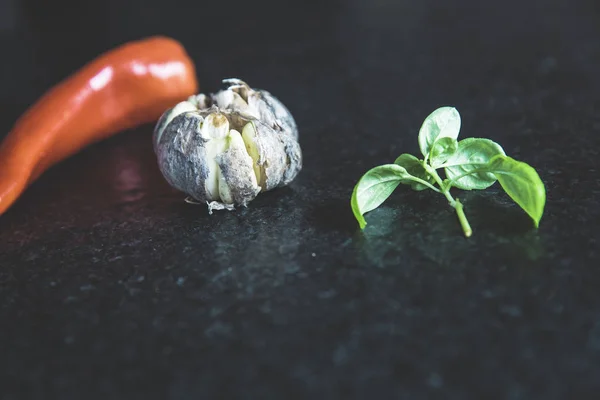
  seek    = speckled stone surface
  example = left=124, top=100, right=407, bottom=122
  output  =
left=1, top=0, right=600, bottom=398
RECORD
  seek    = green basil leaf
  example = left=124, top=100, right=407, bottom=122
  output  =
left=444, top=138, right=506, bottom=190
left=429, top=137, right=458, bottom=168
left=394, top=154, right=434, bottom=191
left=418, top=107, right=461, bottom=159
left=488, top=155, right=546, bottom=227
left=351, top=164, right=416, bottom=229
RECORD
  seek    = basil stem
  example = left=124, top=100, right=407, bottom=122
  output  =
left=423, top=162, right=473, bottom=237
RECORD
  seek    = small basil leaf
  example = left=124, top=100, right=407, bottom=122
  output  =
left=488, top=155, right=546, bottom=227
left=445, top=138, right=505, bottom=190
left=429, top=137, right=458, bottom=168
left=351, top=164, right=414, bottom=229
left=418, top=107, right=461, bottom=159
left=394, top=154, right=433, bottom=191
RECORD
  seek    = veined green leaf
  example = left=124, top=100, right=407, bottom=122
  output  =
left=488, top=155, right=546, bottom=227
left=429, top=137, right=458, bottom=168
left=418, top=107, right=461, bottom=159
left=351, top=164, right=424, bottom=229
left=444, top=138, right=505, bottom=190
left=394, top=154, right=434, bottom=191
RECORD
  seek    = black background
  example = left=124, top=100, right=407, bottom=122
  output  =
left=1, top=0, right=600, bottom=398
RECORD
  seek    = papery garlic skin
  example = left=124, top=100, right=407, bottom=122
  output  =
left=153, top=79, right=302, bottom=212
left=216, top=128, right=261, bottom=206
left=152, top=100, right=197, bottom=153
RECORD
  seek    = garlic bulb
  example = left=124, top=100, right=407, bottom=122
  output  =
left=153, top=79, right=302, bottom=212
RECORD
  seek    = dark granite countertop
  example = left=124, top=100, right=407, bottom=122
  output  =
left=1, top=0, right=599, bottom=398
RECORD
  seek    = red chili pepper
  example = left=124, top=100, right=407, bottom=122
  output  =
left=0, top=36, right=198, bottom=216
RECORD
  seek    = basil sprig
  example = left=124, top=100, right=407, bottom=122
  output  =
left=351, top=107, right=546, bottom=237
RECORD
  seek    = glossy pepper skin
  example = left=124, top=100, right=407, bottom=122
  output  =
left=0, top=36, right=198, bottom=216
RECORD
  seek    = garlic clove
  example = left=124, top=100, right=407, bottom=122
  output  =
left=211, top=89, right=234, bottom=109
left=213, top=89, right=250, bottom=112
left=216, top=129, right=261, bottom=206
left=153, top=100, right=197, bottom=152
left=187, top=93, right=211, bottom=109
left=247, top=90, right=298, bottom=140
left=241, top=122, right=264, bottom=189
left=200, top=113, right=229, bottom=140
left=154, top=112, right=212, bottom=202
left=222, top=78, right=251, bottom=102
left=202, top=114, right=229, bottom=201
left=217, top=167, right=234, bottom=204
